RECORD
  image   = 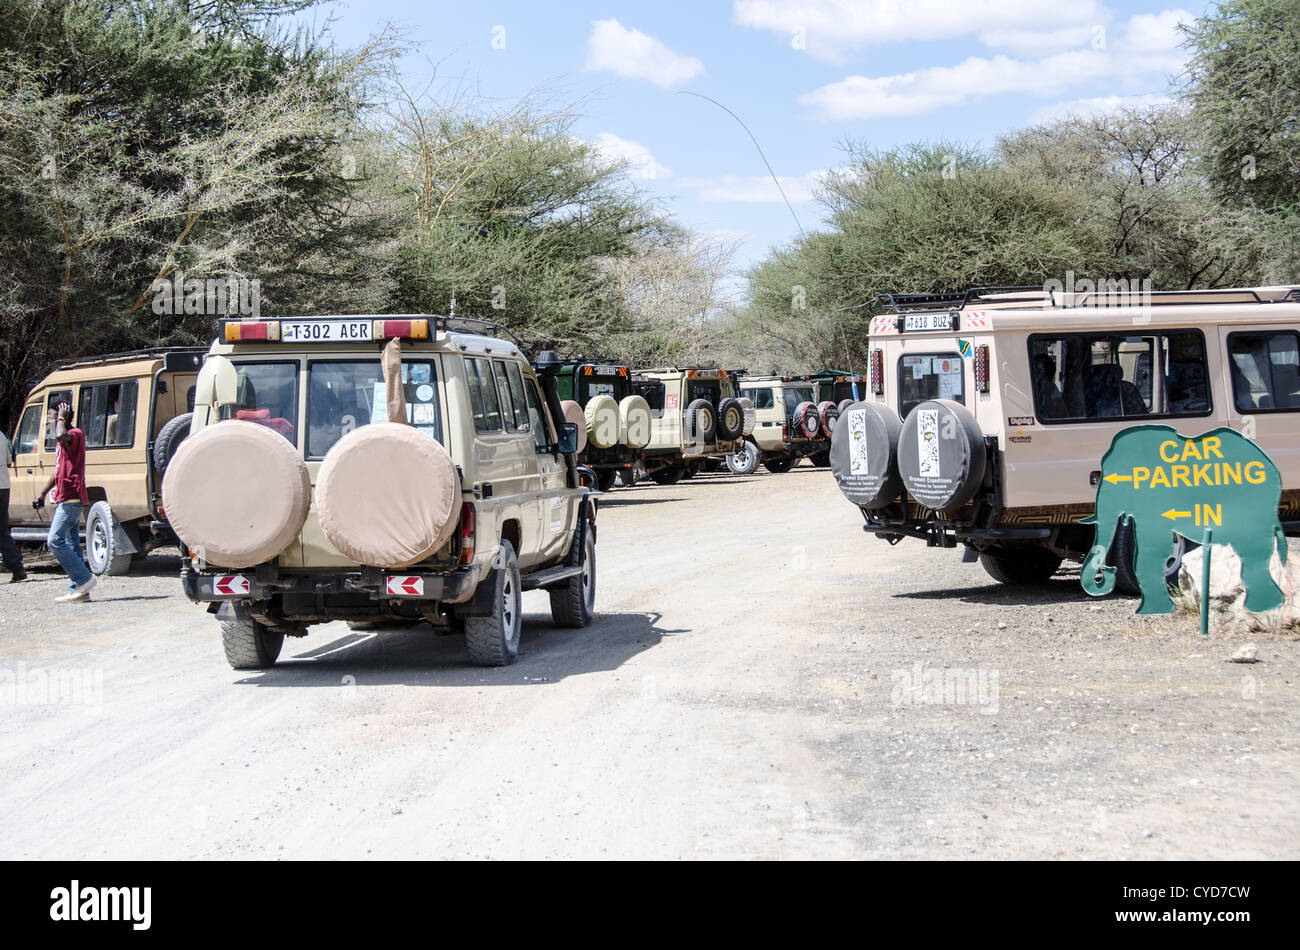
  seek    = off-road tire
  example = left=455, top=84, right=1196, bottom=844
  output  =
left=550, top=526, right=596, bottom=628
left=727, top=440, right=761, bottom=475
left=464, top=540, right=522, bottom=667
left=221, top=618, right=284, bottom=670
left=596, top=468, right=618, bottom=492
left=153, top=412, right=193, bottom=473
left=715, top=397, right=745, bottom=441
left=764, top=458, right=794, bottom=474
left=979, top=548, right=1063, bottom=585
left=810, top=450, right=831, bottom=468
left=85, top=501, right=134, bottom=576
left=650, top=466, right=683, bottom=486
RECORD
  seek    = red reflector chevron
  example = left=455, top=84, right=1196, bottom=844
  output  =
left=214, top=575, right=250, bottom=595
left=386, top=576, right=424, bottom=596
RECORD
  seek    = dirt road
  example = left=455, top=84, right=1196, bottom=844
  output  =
left=2, top=465, right=1297, bottom=859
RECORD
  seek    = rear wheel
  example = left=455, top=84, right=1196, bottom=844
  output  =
left=726, top=440, right=761, bottom=475
left=810, top=450, right=831, bottom=468
left=85, top=501, right=134, bottom=576
left=550, top=527, right=596, bottom=628
left=596, top=468, right=618, bottom=492
left=221, top=618, right=284, bottom=670
left=764, top=458, right=794, bottom=474
left=465, top=540, right=522, bottom=666
left=649, top=466, right=683, bottom=486
left=979, top=548, right=1063, bottom=585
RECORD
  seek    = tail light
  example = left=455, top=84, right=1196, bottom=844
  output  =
left=224, top=320, right=280, bottom=342
left=870, top=348, right=884, bottom=395
left=782, top=425, right=789, bottom=442
left=458, top=503, right=476, bottom=566
left=975, top=345, right=990, bottom=393
left=372, top=319, right=429, bottom=340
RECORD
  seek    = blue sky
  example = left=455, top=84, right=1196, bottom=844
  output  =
left=314, top=0, right=1211, bottom=277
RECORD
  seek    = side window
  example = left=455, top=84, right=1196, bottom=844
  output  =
left=79, top=380, right=138, bottom=449
left=638, top=382, right=665, bottom=412
left=43, top=389, right=73, bottom=451
left=14, top=404, right=42, bottom=455
left=504, top=362, right=531, bottom=433
left=465, top=358, right=503, bottom=433
left=1229, top=332, right=1300, bottom=412
left=744, top=388, right=775, bottom=410
left=523, top=377, right=553, bottom=452
left=493, top=361, right=525, bottom=431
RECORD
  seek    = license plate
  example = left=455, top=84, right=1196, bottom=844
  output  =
left=594, top=365, right=619, bottom=375
left=281, top=320, right=373, bottom=342
left=904, top=312, right=954, bottom=332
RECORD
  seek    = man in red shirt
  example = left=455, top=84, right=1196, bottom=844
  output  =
left=35, top=402, right=96, bottom=602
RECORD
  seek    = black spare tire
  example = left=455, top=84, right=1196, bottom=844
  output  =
left=153, top=412, right=193, bottom=473
left=685, top=398, right=716, bottom=442
left=897, top=399, right=987, bottom=512
left=715, top=397, right=744, bottom=441
left=829, top=401, right=903, bottom=509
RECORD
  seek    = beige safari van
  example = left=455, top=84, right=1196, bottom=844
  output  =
left=7, top=348, right=204, bottom=574
left=829, top=286, right=1300, bottom=588
left=162, top=315, right=595, bottom=669
left=632, top=368, right=747, bottom=484
left=729, top=374, right=834, bottom=475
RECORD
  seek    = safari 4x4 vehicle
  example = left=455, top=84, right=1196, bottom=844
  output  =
left=809, top=370, right=865, bottom=410
left=161, top=315, right=596, bottom=669
left=632, top=367, right=750, bottom=485
left=554, top=360, right=651, bottom=492
left=7, top=348, right=204, bottom=575
left=829, top=286, right=1300, bottom=590
left=727, top=375, right=835, bottom=475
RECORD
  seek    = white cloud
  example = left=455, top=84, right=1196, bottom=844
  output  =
left=583, top=19, right=704, bottom=88
left=1027, top=93, right=1172, bottom=125
left=676, top=171, right=823, bottom=204
left=978, top=25, right=1101, bottom=57
left=798, top=9, right=1194, bottom=120
left=734, top=0, right=1105, bottom=61
left=591, top=132, right=672, bottom=180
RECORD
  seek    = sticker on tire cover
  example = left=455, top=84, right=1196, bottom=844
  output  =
left=918, top=409, right=940, bottom=477
left=847, top=409, right=870, bottom=475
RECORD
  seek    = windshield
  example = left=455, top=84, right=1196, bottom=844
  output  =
left=307, top=360, right=441, bottom=458
left=782, top=387, right=815, bottom=415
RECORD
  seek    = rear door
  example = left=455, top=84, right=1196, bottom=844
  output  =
left=8, top=401, right=47, bottom=527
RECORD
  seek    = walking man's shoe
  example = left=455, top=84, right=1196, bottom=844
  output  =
left=55, top=590, right=90, bottom=603
left=73, top=576, right=97, bottom=597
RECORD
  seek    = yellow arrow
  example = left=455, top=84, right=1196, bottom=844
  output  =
left=1104, top=473, right=1132, bottom=484
left=1161, top=508, right=1192, bottom=520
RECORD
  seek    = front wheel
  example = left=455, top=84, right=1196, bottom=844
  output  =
left=979, top=548, right=1063, bottom=585
left=550, top=526, right=596, bottom=628
left=649, top=466, right=682, bottom=486
left=810, top=450, right=831, bottom=468
left=465, top=540, right=522, bottom=666
left=726, top=441, right=761, bottom=475
left=596, top=468, right=618, bottom=492
left=85, top=501, right=134, bottom=576
left=221, top=618, right=284, bottom=670
left=763, top=458, right=794, bottom=474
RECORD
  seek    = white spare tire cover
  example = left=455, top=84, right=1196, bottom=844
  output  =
left=739, top=397, right=757, bottom=436
left=618, top=394, right=652, bottom=449
left=560, top=400, right=588, bottom=453
left=829, top=401, right=903, bottom=510
left=163, top=420, right=310, bottom=570
left=584, top=394, right=620, bottom=449
left=897, top=399, right=987, bottom=512
left=315, top=423, right=461, bottom=569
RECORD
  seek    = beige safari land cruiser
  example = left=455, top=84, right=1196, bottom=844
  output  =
left=728, top=374, right=835, bottom=475
left=829, top=285, right=1300, bottom=590
left=7, top=348, right=204, bottom=574
left=162, top=315, right=595, bottom=669
left=632, top=368, right=749, bottom=485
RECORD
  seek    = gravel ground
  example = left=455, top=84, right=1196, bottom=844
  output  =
left=1, top=464, right=1297, bottom=859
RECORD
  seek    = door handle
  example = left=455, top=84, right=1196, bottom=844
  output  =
left=26, top=468, right=33, bottom=474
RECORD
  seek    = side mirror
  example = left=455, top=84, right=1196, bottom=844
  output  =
left=557, top=422, right=579, bottom=454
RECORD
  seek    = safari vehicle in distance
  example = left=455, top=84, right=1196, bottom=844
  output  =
left=632, top=367, right=748, bottom=484
left=7, top=348, right=204, bottom=575
left=829, top=285, right=1300, bottom=591
left=161, top=314, right=595, bottom=670
left=808, top=371, right=865, bottom=409
left=553, top=359, right=651, bottom=491
left=728, top=374, right=835, bottom=475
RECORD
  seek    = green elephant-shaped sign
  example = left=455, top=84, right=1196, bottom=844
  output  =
left=1082, top=425, right=1286, bottom=614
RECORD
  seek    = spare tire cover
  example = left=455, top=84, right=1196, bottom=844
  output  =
left=618, top=394, right=652, bottom=449
left=685, top=398, right=715, bottom=442
left=738, top=397, right=757, bottom=436
left=584, top=394, right=619, bottom=449
left=897, top=399, right=987, bottom=512
left=837, top=398, right=854, bottom=413
left=716, top=397, right=744, bottom=440
left=818, top=400, right=841, bottom=434
left=792, top=401, right=820, bottom=438
left=315, top=423, right=462, bottom=569
left=560, top=400, right=588, bottom=453
left=163, top=420, right=310, bottom=569
left=830, top=401, right=903, bottom=509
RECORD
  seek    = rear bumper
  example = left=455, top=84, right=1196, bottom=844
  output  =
left=186, top=566, right=479, bottom=605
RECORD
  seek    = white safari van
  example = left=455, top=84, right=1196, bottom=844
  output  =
left=829, top=286, right=1300, bottom=589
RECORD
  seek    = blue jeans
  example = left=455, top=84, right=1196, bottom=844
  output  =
left=47, top=502, right=91, bottom=592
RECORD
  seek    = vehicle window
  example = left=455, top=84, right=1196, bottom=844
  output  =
left=14, top=405, right=42, bottom=455
left=186, top=386, right=196, bottom=412
left=1029, top=332, right=1209, bottom=422
left=42, top=390, right=74, bottom=451
left=504, top=363, right=531, bottom=432
left=636, top=381, right=666, bottom=412
left=898, top=355, right=964, bottom=420
left=225, top=362, right=299, bottom=443
left=307, top=360, right=441, bottom=458
left=523, top=377, right=553, bottom=452
left=782, top=386, right=816, bottom=417
left=493, top=361, right=526, bottom=431
left=581, top=377, right=619, bottom=401
left=742, top=387, right=775, bottom=410
left=1229, top=332, right=1300, bottom=412
left=78, top=380, right=138, bottom=449
left=689, top=381, right=722, bottom=408
left=465, top=358, right=503, bottom=433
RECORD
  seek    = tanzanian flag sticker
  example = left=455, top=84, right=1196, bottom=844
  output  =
left=957, top=338, right=973, bottom=358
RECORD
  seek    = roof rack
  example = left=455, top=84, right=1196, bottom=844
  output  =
left=44, top=345, right=207, bottom=377
left=879, top=286, right=1053, bottom=313
left=1073, top=287, right=1265, bottom=307
left=432, top=315, right=529, bottom=350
